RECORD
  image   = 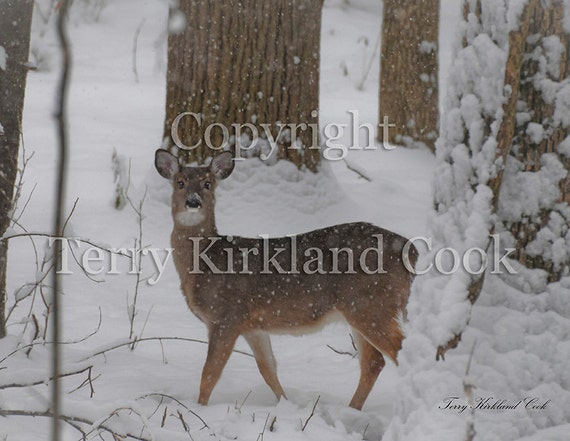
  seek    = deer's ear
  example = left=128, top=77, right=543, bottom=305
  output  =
left=209, top=152, right=234, bottom=180
left=155, top=149, right=180, bottom=180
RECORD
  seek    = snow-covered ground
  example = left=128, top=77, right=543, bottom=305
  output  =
left=0, top=0, right=495, bottom=440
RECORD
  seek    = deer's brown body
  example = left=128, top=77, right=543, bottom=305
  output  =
left=156, top=150, right=416, bottom=410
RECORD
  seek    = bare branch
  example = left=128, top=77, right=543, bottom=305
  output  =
left=301, top=395, right=320, bottom=431
left=236, top=390, right=252, bottom=412
left=342, top=159, right=372, bottom=182
left=0, top=364, right=94, bottom=391
left=327, top=333, right=358, bottom=358
left=0, top=308, right=102, bottom=366
left=464, top=341, right=477, bottom=441
left=68, top=365, right=98, bottom=397
left=1, top=232, right=133, bottom=259
left=128, top=189, right=147, bottom=343
left=137, top=392, right=210, bottom=430
left=0, top=409, right=152, bottom=441
left=256, top=412, right=271, bottom=441
left=10, top=145, right=37, bottom=228
left=80, top=336, right=254, bottom=362
left=326, top=344, right=357, bottom=358
left=132, top=19, right=145, bottom=83
left=177, top=409, right=189, bottom=432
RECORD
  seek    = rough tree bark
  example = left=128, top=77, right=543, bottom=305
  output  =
left=0, top=0, right=34, bottom=339
left=502, top=0, right=570, bottom=282
left=379, top=0, right=439, bottom=151
left=437, top=0, right=570, bottom=358
left=436, top=0, right=538, bottom=360
left=164, top=0, right=323, bottom=172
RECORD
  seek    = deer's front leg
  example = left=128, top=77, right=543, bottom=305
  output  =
left=198, top=324, right=240, bottom=405
left=243, top=331, right=287, bottom=401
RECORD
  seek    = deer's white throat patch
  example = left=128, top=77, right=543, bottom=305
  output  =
left=175, top=208, right=204, bottom=227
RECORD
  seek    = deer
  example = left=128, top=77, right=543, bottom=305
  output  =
left=154, top=148, right=417, bottom=410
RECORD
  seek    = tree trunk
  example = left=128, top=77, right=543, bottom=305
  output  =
left=0, top=0, right=34, bottom=339
left=164, top=0, right=323, bottom=172
left=379, top=0, right=439, bottom=151
left=501, top=0, right=570, bottom=282
left=436, top=0, right=538, bottom=361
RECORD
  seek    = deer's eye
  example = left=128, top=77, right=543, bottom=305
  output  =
left=177, top=181, right=185, bottom=189
left=204, top=181, right=211, bottom=190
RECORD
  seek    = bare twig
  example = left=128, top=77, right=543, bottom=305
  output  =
left=7, top=269, right=51, bottom=323
left=80, top=336, right=254, bottom=362
left=326, top=344, right=357, bottom=358
left=356, top=29, right=381, bottom=91
left=0, top=409, right=152, bottom=441
left=2, top=333, right=245, bottom=368
left=146, top=393, right=166, bottom=420
left=159, top=338, right=167, bottom=364
left=177, top=410, right=189, bottom=432
left=61, top=196, right=79, bottom=236
left=68, top=365, right=98, bottom=398
left=268, top=415, right=277, bottom=432
left=24, top=313, right=40, bottom=356
left=131, top=305, right=153, bottom=351
left=97, top=406, right=153, bottom=440
left=362, top=423, right=370, bottom=439
left=256, top=413, right=271, bottom=441
left=349, top=333, right=358, bottom=352
left=0, top=364, right=94, bottom=392
left=9, top=145, right=36, bottom=228
left=236, top=390, right=252, bottom=412
left=464, top=341, right=477, bottom=441
left=301, top=396, right=320, bottom=431
left=2, top=232, right=133, bottom=259
left=128, top=188, right=147, bottom=344
left=5, top=198, right=112, bottom=350
left=132, top=19, right=145, bottom=83
left=0, top=308, right=102, bottom=366
left=137, top=392, right=209, bottom=430
left=327, top=333, right=358, bottom=358
left=342, top=159, right=372, bottom=182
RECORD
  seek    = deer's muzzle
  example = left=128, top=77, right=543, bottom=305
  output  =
left=185, top=194, right=202, bottom=209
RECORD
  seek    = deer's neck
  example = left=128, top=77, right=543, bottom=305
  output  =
left=171, top=210, right=219, bottom=273
left=172, top=222, right=219, bottom=246
left=170, top=225, right=215, bottom=295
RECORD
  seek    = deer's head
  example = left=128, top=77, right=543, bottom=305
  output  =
left=155, top=149, right=234, bottom=229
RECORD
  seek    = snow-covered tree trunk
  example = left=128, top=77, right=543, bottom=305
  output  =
left=0, top=0, right=34, bottom=339
left=163, top=0, right=323, bottom=172
left=379, top=0, right=439, bottom=151
left=499, top=1, right=570, bottom=282
left=384, top=1, right=570, bottom=440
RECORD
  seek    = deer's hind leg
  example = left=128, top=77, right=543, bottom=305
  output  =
left=342, top=301, right=405, bottom=366
left=341, top=299, right=405, bottom=409
left=348, top=329, right=386, bottom=410
left=243, top=331, right=287, bottom=401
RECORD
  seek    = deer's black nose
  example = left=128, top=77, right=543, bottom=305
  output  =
left=185, top=195, right=202, bottom=209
